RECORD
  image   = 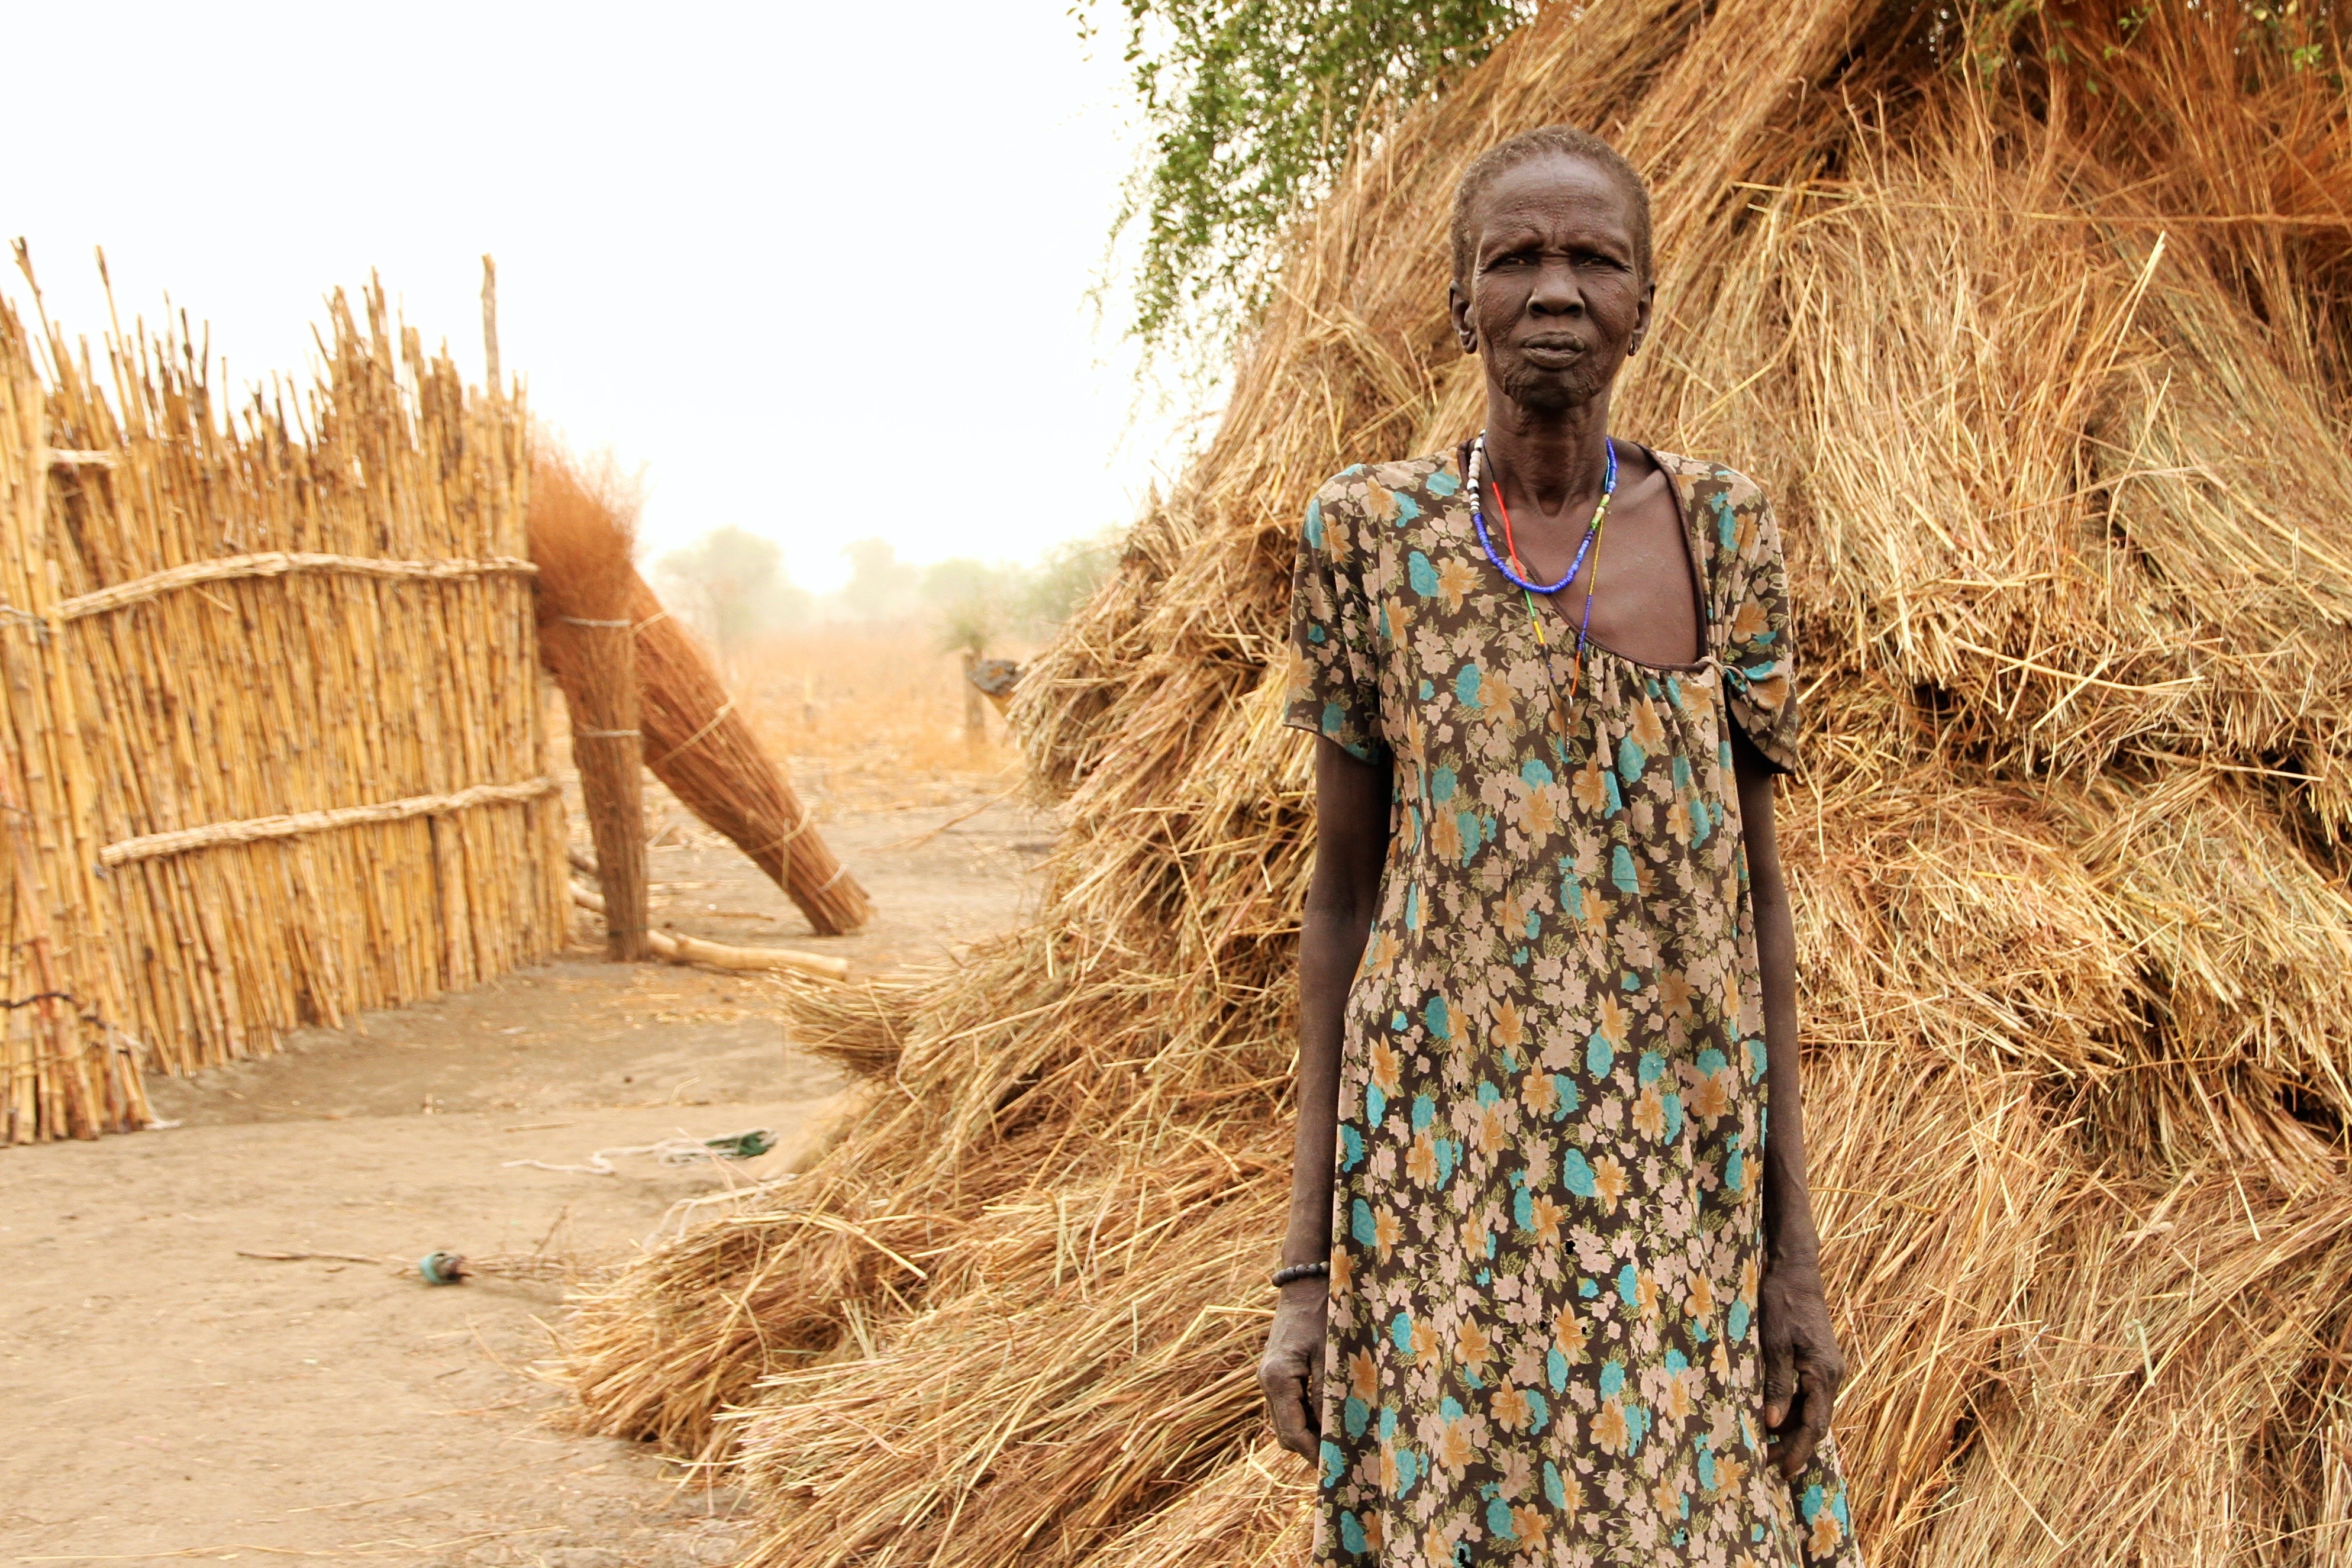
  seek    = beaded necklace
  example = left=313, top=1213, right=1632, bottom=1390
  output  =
left=1469, top=432, right=1616, bottom=697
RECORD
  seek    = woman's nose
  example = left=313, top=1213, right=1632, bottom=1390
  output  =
left=1527, top=262, right=1582, bottom=315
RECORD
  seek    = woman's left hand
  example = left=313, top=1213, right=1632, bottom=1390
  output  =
left=1758, top=1250, right=1844, bottom=1479
left=1258, top=1279, right=1330, bottom=1459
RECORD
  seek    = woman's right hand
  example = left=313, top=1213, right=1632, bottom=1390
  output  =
left=1258, top=1277, right=1330, bottom=1459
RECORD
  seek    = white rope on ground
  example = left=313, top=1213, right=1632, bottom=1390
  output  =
left=51, top=551, right=538, bottom=621
left=98, top=777, right=561, bottom=867
left=503, top=1127, right=776, bottom=1176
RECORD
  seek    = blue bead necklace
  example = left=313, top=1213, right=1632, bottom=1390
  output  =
left=1469, top=433, right=1616, bottom=680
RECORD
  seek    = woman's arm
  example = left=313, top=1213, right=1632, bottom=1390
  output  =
left=1260, top=736, right=1393, bottom=1459
left=1732, top=724, right=1845, bottom=1479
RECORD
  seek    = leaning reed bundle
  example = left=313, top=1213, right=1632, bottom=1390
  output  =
left=518, top=466, right=870, bottom=935
left=0, top=275, right=567, bottom=1140
left=626, top=575, right=872, bottom=935
left=530, top=446, right=650, bottom=960
left=565, top=3, right=2352, bottom=1561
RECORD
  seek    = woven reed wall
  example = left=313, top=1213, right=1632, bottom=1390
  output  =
left=0, top=282, right=570, bottom=1144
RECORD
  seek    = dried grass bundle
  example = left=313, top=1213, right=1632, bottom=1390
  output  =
left=724, top=1146, right=1287, bottom=1568
left=564, top=3, right=2352, bottom=1561
left=527, top=456, right=873, bottom=939
left=531, top=443, right=649, bottom=959
left=625, top=577, right=872, bottom=935
left=1911, top=1169, right=2352, bottom=1566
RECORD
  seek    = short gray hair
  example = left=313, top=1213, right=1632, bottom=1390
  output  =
left=1449, top=125, right=1652, bottom=287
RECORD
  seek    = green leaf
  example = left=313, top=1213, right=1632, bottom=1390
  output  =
left=1090, top=0, right=1533, bottom=355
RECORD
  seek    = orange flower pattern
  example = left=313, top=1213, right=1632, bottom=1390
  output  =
left=1285, top=449, right=1856, bottom=1566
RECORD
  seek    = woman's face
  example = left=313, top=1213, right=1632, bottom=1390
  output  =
left=1451, top=152, right=1653, bottom=415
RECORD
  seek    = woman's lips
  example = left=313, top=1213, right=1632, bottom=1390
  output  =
left=1519, top=337, right=1586, bottom=364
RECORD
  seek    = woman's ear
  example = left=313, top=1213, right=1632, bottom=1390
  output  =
left=1447, top=279, right=1477, bottom=356
left=1627, top=277, right=1657, bottom=359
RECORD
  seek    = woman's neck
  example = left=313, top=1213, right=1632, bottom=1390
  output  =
left=1482, top=390, right=1614, bottom=522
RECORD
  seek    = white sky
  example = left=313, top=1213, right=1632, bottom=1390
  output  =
left=1, top=1, right=1184, bottom=592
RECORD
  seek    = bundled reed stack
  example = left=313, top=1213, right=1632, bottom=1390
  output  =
left=0, top=268, right=569, bottom=1143
left=530, top=450, right=650, bottom=960
left=625, top=576, right=871, bottom=934
left=566, top=5, right=2352, bottom=1564
left=521, top=456, right=869, bottom=936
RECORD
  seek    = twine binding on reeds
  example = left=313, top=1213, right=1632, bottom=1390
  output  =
left=648, top=698, right=735, bottom=770
left=97, top=778, right=560, bottom=867
left=50, top=551, right=538, bottom=622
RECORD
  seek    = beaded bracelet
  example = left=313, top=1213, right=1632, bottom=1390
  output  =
left=1271, top=1260, right=1330, bottom=1288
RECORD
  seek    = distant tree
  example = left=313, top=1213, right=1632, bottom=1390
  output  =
left=921, top=557, right=1020, bottom=658
left=655, top=527, right=808, bottom=659
left=1021, top=530, right=1124, bottom=627
left=1088, top=0, right=1533, bottom=351
left=838, top=538, right=921, bottom=622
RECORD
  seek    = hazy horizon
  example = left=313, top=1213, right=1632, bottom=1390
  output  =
left=0, top=1, right=1187, bottom=592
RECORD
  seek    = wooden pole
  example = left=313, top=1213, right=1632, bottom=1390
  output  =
left=563, top=618, right=649, bottom=961
left=962, top=647, right=985, bottom=745
left=480, top=256, right=501, bottom=396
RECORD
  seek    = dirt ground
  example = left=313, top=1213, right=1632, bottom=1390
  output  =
left=1, top=790, right=1051, bottom=1567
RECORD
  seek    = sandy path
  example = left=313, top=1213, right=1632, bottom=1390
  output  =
left=1, top=795, right=1048, bottom=1567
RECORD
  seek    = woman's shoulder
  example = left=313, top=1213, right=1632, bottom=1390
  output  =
left=1644, top=447, right=1782, bottom=576
left=1309, top=451, right=1463, bottom=531
left=1643, top=447, right=1771, bottom=514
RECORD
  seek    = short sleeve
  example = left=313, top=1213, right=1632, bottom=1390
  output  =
left=1282, top=480, right=1389, bottom=762
left=1715, top=482, right=1801, bottom=775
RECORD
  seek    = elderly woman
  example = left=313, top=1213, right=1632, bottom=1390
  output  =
left=1259, top=124, right=1861, bottom=1567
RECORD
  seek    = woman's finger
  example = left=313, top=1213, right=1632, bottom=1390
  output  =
left=1760, top=1318, right=1796, bottom=1433
left=1267, top=1372, right=1317, bottom=1457
left=1776, top=1365, right=1834, bottom=1478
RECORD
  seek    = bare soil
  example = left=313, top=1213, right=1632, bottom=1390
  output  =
left=1, top=792, right=1050, bottom=1567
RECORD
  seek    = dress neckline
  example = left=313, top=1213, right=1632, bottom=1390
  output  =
left=1446, top=441, right=1712, bottom=675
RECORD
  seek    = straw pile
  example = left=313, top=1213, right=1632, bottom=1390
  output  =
left=566, top=4, right=2352, bottom=1562
left=0, top=272, right=567, bottom=1142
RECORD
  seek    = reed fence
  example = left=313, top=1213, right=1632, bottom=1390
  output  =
left=0, top=275, right=569, bottom=1144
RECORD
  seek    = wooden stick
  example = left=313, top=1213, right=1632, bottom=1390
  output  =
left=570, top=621, right=650, bottom=962
left=568, top=883, right=846, bottom=980
left=96, top=777, right=559, bottom=866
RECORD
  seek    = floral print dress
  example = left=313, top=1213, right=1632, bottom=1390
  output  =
left=1283, top=447, right=1861, bottom=1568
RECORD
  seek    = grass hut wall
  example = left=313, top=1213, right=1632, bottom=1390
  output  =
left=0, top=276, right=569, bottom=1144
left=564, top=4, right=2352, bottom=1564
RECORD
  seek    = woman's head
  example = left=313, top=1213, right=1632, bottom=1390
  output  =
left=1448, top=126, right=1653, bottom=415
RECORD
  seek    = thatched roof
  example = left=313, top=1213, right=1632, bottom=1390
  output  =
left=566, top=4, right=2352, bottom=1562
